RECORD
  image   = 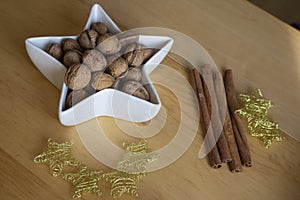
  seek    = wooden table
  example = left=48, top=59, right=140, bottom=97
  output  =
left=0, top=0, right=299, bottom=199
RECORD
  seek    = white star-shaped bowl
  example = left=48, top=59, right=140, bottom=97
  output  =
left=25, top=4, right=173, bottom=126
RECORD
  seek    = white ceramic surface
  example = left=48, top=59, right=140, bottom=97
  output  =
left=25, top=4, right=173, bottom=126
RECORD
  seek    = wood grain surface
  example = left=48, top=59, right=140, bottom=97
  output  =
left=0, top=0, right=299, bottom=200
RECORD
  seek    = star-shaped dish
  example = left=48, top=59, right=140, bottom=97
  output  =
left=25, top=4, right=173, bottom=126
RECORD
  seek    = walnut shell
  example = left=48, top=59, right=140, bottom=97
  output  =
left=142, top=48, right=155, bottom=62
left=47, top=43, right=63, bottom=61
left=91, top=72, right=115, bottom=90
left=91, top=22, right=108, bottom=35
left=107, top=57, right=128, bottom=78
left=82, top=50, right=107, bottom=72
left=123, top=43, right=136, bottom=64
left=64, top=64, right=91, bottom=90
left=131, top=48, right=144, bottom=67
left=123, top=43, right=144, bottom=67
left=112, top=77, right=123, bottom=90
left=61, top=38, right=82, bottom=52
left=97, top=33, right=120, bottom=54
left=78, top=29, right=98, bottom=49
left=122, top=81, right=149, bottom=101
left=125, top=67, right=142, bottom=82
left=65, top=89, right=89, bottom=109
left=63, top=50, right=82, bottom=68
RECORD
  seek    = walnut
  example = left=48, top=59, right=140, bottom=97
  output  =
left=82, top=50, right=107, bottom=72
left=125, top=67, right=142, bottom=82
left=91, top=22, right=108, bottom=35
left=107, top=57, right=128, bottom=78
left=91, top=72, right=115, bottom=91
left=123, top=43, right=136, bottom=63
left=142, top=48, right=155, bottom=62
left=122, top=81, right=149, bottom=101
left=63, top=50, right=82, bottom=68
left=112, top=77, right=123, bottom=90
left=47, top=43, right=63, bottom=61
left=78, top=29, right=98, bottom=49
left=130, top=49, right=144, bottom=67
left=64, top=64, right=91, bottom=90
left=65, top=89, right=89, bottom=109
left=123, top=43, right=144, bottom=67
left=61, top=38, right=82, bottom=52
left=97, top=33, right=121, bottom=54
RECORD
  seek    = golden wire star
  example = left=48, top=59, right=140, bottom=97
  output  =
left=63, top=164, right=104, bottom=199
left=34, top=138, right=79, bottom=177
left=118, top=140, right=159, bottom=173
left=34, top=138, right=158, bottom=198
left=235, top=89, right=284, bottom=148
left=101, top=171, right=145, bottom=198
left=102, top=140, right=158, bottom=198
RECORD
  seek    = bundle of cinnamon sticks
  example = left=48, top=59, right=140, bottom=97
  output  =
left=190, top=67, right=251, bottom=172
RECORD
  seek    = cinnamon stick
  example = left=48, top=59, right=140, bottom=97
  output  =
left=214, top=73, right=243, bottom=172
left=224, top=69, right=252, bottom=167
left=231, top=116, right=251, bottom=168
left=201, top=65, right=232, bottom=163
left=191, top=68, right=222, bottom=168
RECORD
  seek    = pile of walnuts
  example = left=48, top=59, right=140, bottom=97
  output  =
left=46, top=22, right=155, bottom=109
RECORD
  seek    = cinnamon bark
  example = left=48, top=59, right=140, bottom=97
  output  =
left=224, top=69, right=252, bottom=167
left=201, top=65, right=232, bottom=163
left=214, top=73, right=243, bottom=172
left=191, top=69, right=222, bottom=168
